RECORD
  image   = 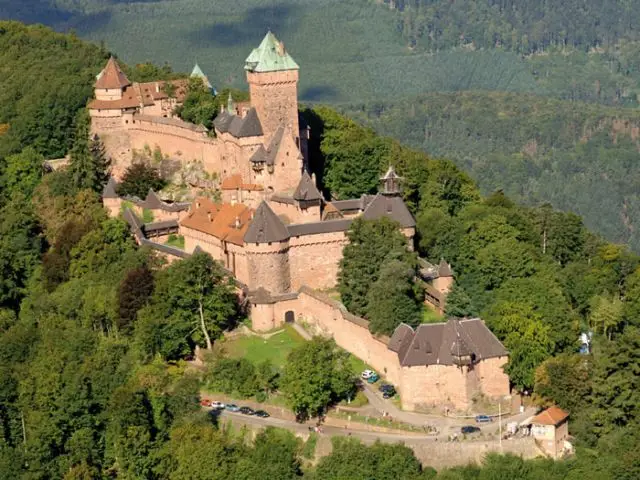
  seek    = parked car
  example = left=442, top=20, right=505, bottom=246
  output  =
left=239, top=406, right=255, bottom=415
left=210, top=401, right=225, bottom=410
left=366, top=373, right=380, bottom=384
left=200, top=399, right=210, bottom=407
left=475, top=415, right=493, bottom=423
left=378, top=383, right=394, bottom=393
left=382, top=389, right=395, bottom=399
left=225, top=403, right=240, bottom=412
left=361, top=370, right=375, bottom=380
left=255, top=410, right=270, bottom=418
left=461, top=426, right=481, bottom=434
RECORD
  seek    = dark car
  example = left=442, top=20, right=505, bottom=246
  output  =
left=382, top=389, right=396, bottom=399
left=378, top=383, right=395, bottom=393
left=461, top=426, right=481, bottom=434
left=239, top=406, right=255, bottom=415
left=255, top=410, right=270, bottom=418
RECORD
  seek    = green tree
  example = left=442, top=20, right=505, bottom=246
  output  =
left=140, top=252, right=238, bottom=358
left=234, top=427, right=302, bottom=480
left=534, top=354, right=592, bottom=413
left=313, top=437, right=423, bottom=480
left=68, top=111, right=111, bottom=193
left=117, top=265, right=155, bottom=333
left=116, top=161, right=166, bottom=199
left=0, top=194, right=43, bottom=309
left=444, top=283, right=476, bottom=318
left=281, top=338, right=356, bottom=419
left=0, top=147, right=44, bottom=201
left=338, top=217, right=412, bottom=317
left=366, top=259, right=421, bottom=335
left=589, top=294, right=624, bottom=340
left=175, top=77, right=218, bottom=127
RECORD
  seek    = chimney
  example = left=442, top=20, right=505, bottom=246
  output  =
left=207, top=212, right=212, bottom=222
left=196, top=201, right=201, bottom=208
left=235, top=216, right=241, bottom=229
left=155, top=82, right=159, bottom=93
left=231, top=194, right=237, bottom=206
left=311, top=173, right=317, bottom=186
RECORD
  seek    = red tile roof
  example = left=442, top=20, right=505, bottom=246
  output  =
left=531, top=406, right=569, bottom=426
left=89, top=80, right=189, bottom=111
left=180, top=197, right=253, bottom=246
left=220, top=174, right=264, bottom=191
left=95, top=57, right=131, bottom=89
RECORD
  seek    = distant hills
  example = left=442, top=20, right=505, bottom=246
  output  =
left=2, top=0, right=640, bottom=250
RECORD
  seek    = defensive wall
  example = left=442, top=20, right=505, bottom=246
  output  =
left=248, top=287, right=508, bottom=411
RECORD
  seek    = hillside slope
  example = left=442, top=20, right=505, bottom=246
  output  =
left=342, top=93, right=640, bottom=251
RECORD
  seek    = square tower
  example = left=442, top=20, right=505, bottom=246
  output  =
left=245, top=32, right=300, bottom=145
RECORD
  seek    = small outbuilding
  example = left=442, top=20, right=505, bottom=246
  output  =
left=531, top=406, right=570, bottom=458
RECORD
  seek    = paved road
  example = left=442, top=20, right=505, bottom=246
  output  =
left=215, top=409, right=444, bottom=444
left=361, top=383, right=537, bottom=435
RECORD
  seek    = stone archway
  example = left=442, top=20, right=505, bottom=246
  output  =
left=284, top=310, right=295, bottom=324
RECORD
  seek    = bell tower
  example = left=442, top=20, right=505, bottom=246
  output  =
left=245, top=31, right=300, bottom=144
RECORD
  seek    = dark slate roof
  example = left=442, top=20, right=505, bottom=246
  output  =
left=244, top=201, right=290, bottom=243
left=248, top=287, right=276, bottom=304
left=140, top=239, right=189, bottom=258
left=389, top=318, right=508, bottom=367
left=213, top=110, right=234, bottom=133
left=250, top=145, right=269, bottom=164
left=438, top=259, right=453, bottom=277
left=136, top=190, right=190, bottom=212
left=362, top=194, right=416, bottom=228
left=270, top=194, right=296, bottom=205
left=250, top=126, right=285, bottom=166
left=287, top=219, right=353, bottom=237
left=293, top=171, right=322, bottom=202
left=227, top=108, right=263, bottom=138
left=143, top=219, right=179, bottom=232
left=332, top=195, right=375, bottom=212
left=103, top=177, right=119, bottom=199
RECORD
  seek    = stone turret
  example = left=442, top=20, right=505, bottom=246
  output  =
left=94, top=57, right=130, bottom=101
left=245, top=31, right=300, bottom=144
left=244, top=201, right=291, bottom=294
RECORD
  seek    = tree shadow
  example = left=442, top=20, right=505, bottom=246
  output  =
left=185, top=4, right=300, bottom=48
left=0, top=1, right=112, bottom=33
left=300, top=85, right=340, bottom=102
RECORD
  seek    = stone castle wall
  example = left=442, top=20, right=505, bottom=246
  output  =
left=269, top=200, right=321, bottom=224
left=259, top=288, right=508, bottom=411
left=288, top=231, right=348, bottom=290
left=247, top=70, right=299, bottom=141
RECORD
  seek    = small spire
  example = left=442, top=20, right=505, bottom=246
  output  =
left=380, top=165, right=403, bottom=195
left=227, top=92, right=235, bottom=115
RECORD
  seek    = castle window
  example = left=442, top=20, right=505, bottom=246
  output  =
left=125, top=120, right=128, bottom=124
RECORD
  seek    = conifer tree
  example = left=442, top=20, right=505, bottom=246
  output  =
left=68, top=111, right=110, bottom=193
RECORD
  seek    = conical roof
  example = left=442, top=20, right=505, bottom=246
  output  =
left=190, top=63, right=213, bottom=90
left=438, top=259, right=453, bottom=277
left=293, top=170, right=322, bottom=202
left=244, top=201, right=290, bottom=244
left=245, top=31, right=299, bottom=73
left=102, top=176, right=119, bottom=199
left=95, top=57, right=130, bottom=89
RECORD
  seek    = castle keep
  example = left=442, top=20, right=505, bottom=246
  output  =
left=96, top=32, right=510, bottom=411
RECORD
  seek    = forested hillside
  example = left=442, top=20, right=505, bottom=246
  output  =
left=342, top=93, right=640, bottom=252
left=0, top=21, right=639, bottom=478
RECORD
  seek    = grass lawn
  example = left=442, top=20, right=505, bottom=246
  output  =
left=223, top=325, right=305, bottom=369
left=422, top=306, right=444, bottom=324
left=165, top=234, right=185, bottom=249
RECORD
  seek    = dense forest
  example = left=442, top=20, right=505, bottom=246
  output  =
left=341, top=93, right=640, bottom=252
left=384, top=0, right=640, bottom=53
left=1, top=19, right=639, bottom=479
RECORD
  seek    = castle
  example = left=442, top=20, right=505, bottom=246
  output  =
left=95, top=32, right=510, bottom=411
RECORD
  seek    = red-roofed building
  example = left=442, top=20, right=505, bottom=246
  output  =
left=531, top=406, right=570, bottom=458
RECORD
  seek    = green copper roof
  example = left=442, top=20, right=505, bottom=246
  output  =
left=245, top=31, right=299, bottom=73
left=190, top=63, right=214, bottom=92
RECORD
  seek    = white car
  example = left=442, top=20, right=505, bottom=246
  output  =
left=210, top=401, right=225, bottom=410
left=361, top=370, right=375, bottom=380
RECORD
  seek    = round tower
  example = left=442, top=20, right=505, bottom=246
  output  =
left=243, top=201, right=291, bottom=294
